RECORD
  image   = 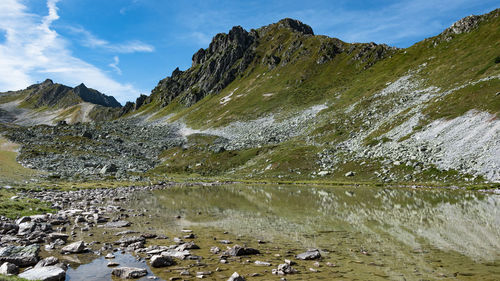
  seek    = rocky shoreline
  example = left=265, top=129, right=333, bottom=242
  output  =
left=0, top=183, right=327, bottom=280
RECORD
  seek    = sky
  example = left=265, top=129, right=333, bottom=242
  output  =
left=0, top=0, right=497, bottom=104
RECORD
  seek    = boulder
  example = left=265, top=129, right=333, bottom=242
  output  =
left=150, top=255, right=174, bottom=268
left=112, top=267, right=147, bottom=279
left=0, top=262, right=19, bottom=275
left=228, top=245, right=260, bottom=256
left=61, top=241, right=85, bottom=254
left=296, top=249, right=321, bottom=260
left=227, top=272, right=245, bottom=281
left=115, top=236, right=145, bottom=246
left=0, top=244, right=40, bottom=266
left=19, top=265, right=66, bottom=281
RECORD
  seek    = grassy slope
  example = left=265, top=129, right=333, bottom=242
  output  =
left=143, top=10, right=500, bottom=183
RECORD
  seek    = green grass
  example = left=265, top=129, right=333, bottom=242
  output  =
left=0, top=189, right=54, bottom=219
left=0, top=275, right=33, bottom=281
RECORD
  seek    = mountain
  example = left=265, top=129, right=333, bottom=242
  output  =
left=0, top=10, right=499, bottom=184
left=0, top=79, right=121, bottom=125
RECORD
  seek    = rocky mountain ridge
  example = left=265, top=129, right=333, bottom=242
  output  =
left=1, top=10, right=499, bottom=184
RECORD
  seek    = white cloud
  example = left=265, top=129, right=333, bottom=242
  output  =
left=67, top=26, right=154, bottom=53
left=0, top=0, right=142, bottom=103
left=109, top=56, right=122, bottom=75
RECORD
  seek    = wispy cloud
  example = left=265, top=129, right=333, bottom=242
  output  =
left=67, top=26, right=154, bottom=53
left=109, top=56, right=122, bottom=75
left=0, top=0, right=141, bottom=103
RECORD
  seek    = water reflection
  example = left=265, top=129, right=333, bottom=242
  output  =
left=130, top=185, right=500, bottom=262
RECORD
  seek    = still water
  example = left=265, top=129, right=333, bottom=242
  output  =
left=67, top=184, right=500, bottom=280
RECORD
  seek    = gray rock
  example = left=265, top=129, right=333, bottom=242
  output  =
left=296, top=249, right=321, bottom=260
left=150, top=255, right=174, bottom=268
left=228, top=245, right=260, bottom=256
left=19, top=265, right=66, bottom=281
left=0, top=262, right=19, bottom=275
left=48, top=233, right=69, bottom=243
left=100, top=164, right=118, bottom=174
left=112, top=267, right=148, bottom=279
left=0, top=244, right=40, bottom=266
left=115, top=236, right=145, bottom=246
left=175, top=241, right=199, bottom=251
left=105, top=220, right=131, bottom=228
left=35, top=256, right=59, bottom=268
left=61, top=241, right=85, bottom=254
left=272, top=263, right=297, bottom=275
left=227, top=272, right=245, bottom=281
left=18, top=222, right=36, bottom=235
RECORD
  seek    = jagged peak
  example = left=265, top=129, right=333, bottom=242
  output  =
left=276, top=18, right=314, bottom=35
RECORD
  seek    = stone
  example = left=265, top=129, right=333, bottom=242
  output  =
left=272, top=263, right=297, bottom=275
left=48, top=233, right=69, bottom=243
left=210, top=246, right=220, bottom=254
left=176, top=241, right=199, bottom=251
left=296, top=249, right=321, bottom=260
left=112, top=267, right=148, bottom=279
left=35, top=256, right=59, bottom=268
left=105, top=220, right=131, bottom=228
left=61, top=241, right=85, bottom=254
left=150, top=255, right=174, bottom=268
left=345, top=171, right=355, bottom=177
left=115, top=236, right=145, bottom=246
left=228, top=245, right=260, bottom=256
left=227, top=272, right=245, bottom=281
left=18, top=222, right=36, bottom=235
left=100, top=164, right=118, bottom=174
left=19, top=266, right=66, bottom=281
left=0, top=244, right=40, bottom=266
left=0, top=262, right=19, bottom=275
left=254, top=260, right=271, bottom=266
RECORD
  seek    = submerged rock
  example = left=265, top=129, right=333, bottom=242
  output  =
left=112, top=267, right=147, bottom=279
left=0, top=244, right=40, bottom=266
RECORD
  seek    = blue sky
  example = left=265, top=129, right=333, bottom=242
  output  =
left=0, top=0, right=497, bottom=104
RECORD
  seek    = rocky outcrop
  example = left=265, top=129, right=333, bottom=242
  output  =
left=143, top=25, right=257, bottom=109
left=73, top=83, right=121, bottom=108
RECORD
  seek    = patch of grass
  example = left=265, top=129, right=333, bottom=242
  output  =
left=0, top=189, right=54, bottom=219
left=0, top=137, right=40, bottom=184
left=424, top=79, right=500, bottom=119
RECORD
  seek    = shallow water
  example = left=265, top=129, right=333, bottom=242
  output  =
left=64, top=184, right=500, bottom=280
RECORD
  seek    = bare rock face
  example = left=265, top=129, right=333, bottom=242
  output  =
left=446, top=15, right=482, bottom=34
left=0, top=244, right=40, bottom=267
left=147, top=25, right=257, bottom=108
left=111, top=267, right=148, bottom=279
